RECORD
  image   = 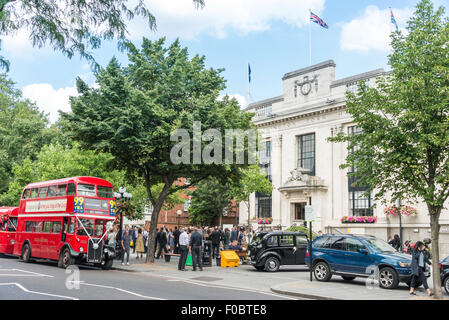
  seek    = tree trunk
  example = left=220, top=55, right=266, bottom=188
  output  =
left=145, top=182, right=172, bottom=263
left=429, top=208, right=443, bottom=299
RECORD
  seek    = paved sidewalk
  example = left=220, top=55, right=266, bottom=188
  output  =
left=270, top=278, right=445, bottom=300
left=112, top=253, right=448, bottom=300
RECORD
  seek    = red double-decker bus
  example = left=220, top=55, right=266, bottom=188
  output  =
left=10, top=176, right=117, bottom=269
left=0, top=207, right=18, bottom=255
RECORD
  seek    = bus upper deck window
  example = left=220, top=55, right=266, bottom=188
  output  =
left=67, top=183, right=76, bottom=196
left=47, top=186, right=56, bottom=197
left=56, top=184, right=67, bottom=196
left=22, top=189, right=30, bottom=199
left=38, top=187, right=48, bottom=198
left=77, top=184, right=96, bottom=197
left=30, top=188, right=38, bottom=198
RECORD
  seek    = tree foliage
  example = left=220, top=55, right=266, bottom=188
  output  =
left=0, top=0, right=205, bottom=70
left=61, top=37, right=255, bottom=263
left=0, top=143, right=146, bottom=220
left=328, top=0, right=449, bottom=299
left=188, top=177, right=233, bottom=226
left=0, top=74, right=53, bottom=195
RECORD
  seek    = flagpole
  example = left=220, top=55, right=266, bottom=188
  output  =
left=248, top=62, right=250, bottom=106
left=309, top=9, right=312, bottom=66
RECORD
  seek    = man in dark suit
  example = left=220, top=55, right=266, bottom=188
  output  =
left=189, top=227, right=203, bottom=271
left=210, top=227, right=221, bottom=259
left=173, top=226, right=181, bottom=254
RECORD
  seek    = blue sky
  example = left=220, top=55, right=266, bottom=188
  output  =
left=3, top=0, right=449, bottom=123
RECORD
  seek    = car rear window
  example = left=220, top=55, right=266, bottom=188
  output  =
left=313, top=236, right=330, bottom=248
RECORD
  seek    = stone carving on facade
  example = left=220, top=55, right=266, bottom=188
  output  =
left=294, top=75, right=319, bottom=97
left=279, top=167, right=327, bottom=195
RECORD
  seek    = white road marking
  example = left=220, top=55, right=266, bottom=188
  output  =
left=0, top=268, right=54, bottom=277
left=79, top=282, right=166, bottom=300
left=0, top=283, right=78, bottom=300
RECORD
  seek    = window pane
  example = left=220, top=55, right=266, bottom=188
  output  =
left=43, top=221, right=52, bottom=233
left=33, top=221, right=43, bottom=233
left=97, top=186, right=113, bottom=198
left=76, top=219, right=94, bottom=236
left=330, top=237, right=345, bottom=251
left=56, top=185, right=67, bottom=196
left=25, top=221, right=33, bottom=232
left=47, top=186, right=57, bottom=197
left=30, top=188, right=38, bottom=199
left=279, top=235, right=294, bottom=246
left=94, top=220, right=106, bottom=236
left=38, top=187, right=48, bottom=198
left=52, top=222, right=61, bottom=234
left=77, top=184, right=96, bottom=197
left=7, top=218, right=17, bottom=232
left=266, top=236, right=277, bottom=246
left=68, top=221, right=75, bottom=234
left=298, top=133, right=315, bottom=175
left=345, top=238, right=365, bottom=253
left=67, top=183, right=76, bottom=196
left=22, top=189, right=30, bottom=199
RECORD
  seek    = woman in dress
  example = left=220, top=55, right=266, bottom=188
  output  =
left=135, top=228, right=145, bottom=259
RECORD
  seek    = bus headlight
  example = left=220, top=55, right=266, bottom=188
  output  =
left=79, top=247, right=84, bottom=252
left=10, top=240, right=14, bottom=244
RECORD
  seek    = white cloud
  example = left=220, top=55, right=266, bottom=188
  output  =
left=219, top=93, right=247, bottom=109
left=340, top=6, right=413, bottom=53
left=22, top=83, right=78, bottom=123
left=130, top=0, right=326, bottom=40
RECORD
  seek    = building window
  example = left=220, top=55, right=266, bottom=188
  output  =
left=256, top=192, right=272, bottom=219
left=255, top=105, right=272, bottom=117
left=347, top=126, right=373, bottom=216
left=294, top=203, right=306, bottom=220
left=259, top=140, right=271, bottom=181
left=346, top=79, right=371, bottom=94
left=298, top=133, right=315, bottom=176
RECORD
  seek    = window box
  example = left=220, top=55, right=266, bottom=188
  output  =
left=341, top=216, right=377, bottom=224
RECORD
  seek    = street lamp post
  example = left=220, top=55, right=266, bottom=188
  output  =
left=177, top=210, right=182, bottom=228
left=114, top=187, right=132, bottom=242
left=397, top=198, right=403, bottom=252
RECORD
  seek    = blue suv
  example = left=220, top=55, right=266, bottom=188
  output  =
left=305, top=234, right=429, bottom=289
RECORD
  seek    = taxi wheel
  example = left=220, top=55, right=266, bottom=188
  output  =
left=58, top=248, right=72, bottom=269
left=21, top=244, right=31, bottom=263
left=101, top=258, right=114, bottom=270
left=264, top=257, right=280, bottom=272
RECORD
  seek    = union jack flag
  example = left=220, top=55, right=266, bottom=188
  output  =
left=310, top=11, right=328, bottom=29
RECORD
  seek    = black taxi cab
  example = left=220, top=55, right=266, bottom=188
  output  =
left=248, top=231, right=309, bottom=272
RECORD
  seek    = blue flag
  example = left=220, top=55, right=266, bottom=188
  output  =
left=390, top=8, right=399, bottom=32
left=248, top=63, right=251, bottom=83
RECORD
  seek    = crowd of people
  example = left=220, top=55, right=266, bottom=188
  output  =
left=104, top=224, right=258, bottom=268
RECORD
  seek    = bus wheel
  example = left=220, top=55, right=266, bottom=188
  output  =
left=21, top=244, right=32, bottom=263
left=58, top=248, right=72, bottom=269
left=101, top=258, right=114, bottom=270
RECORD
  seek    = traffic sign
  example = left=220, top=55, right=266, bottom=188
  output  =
left=305, top=205, right=315, bottom=221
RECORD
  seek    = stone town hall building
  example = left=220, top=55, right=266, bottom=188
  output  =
left=239, top=60, right=449, bottom=255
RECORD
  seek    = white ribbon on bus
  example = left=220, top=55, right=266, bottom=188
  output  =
left=74, top=215, right=110, bottom=250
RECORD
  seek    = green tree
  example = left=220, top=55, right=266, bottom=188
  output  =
left=231, top=165, right=273, bottom=224
left=188, top=177, right=233, bottom=226
left=0, top=143, right=145, bottom=220
left=61, top=38, right=255, bottom=263
left=0, top=0, right=204, bottom=70
left=0, top=74, right=51, bottom=195
left=329, top=0, right=449, bottom=299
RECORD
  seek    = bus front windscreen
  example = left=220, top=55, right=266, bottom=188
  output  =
left=77, top=219, right=94, bottom=236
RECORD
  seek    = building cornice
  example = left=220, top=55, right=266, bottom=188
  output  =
left=282, top=60, right=336, bottom=81
left=253, top=103, right=347, bottom=128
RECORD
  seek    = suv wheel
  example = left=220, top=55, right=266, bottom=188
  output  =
left=379, top=267, right=399, bottom=289
left=313, top=261, right=332, bottom=282
left=444, top=276, right=449, bottom=295
left=264, top=257, right=280, bottom=272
